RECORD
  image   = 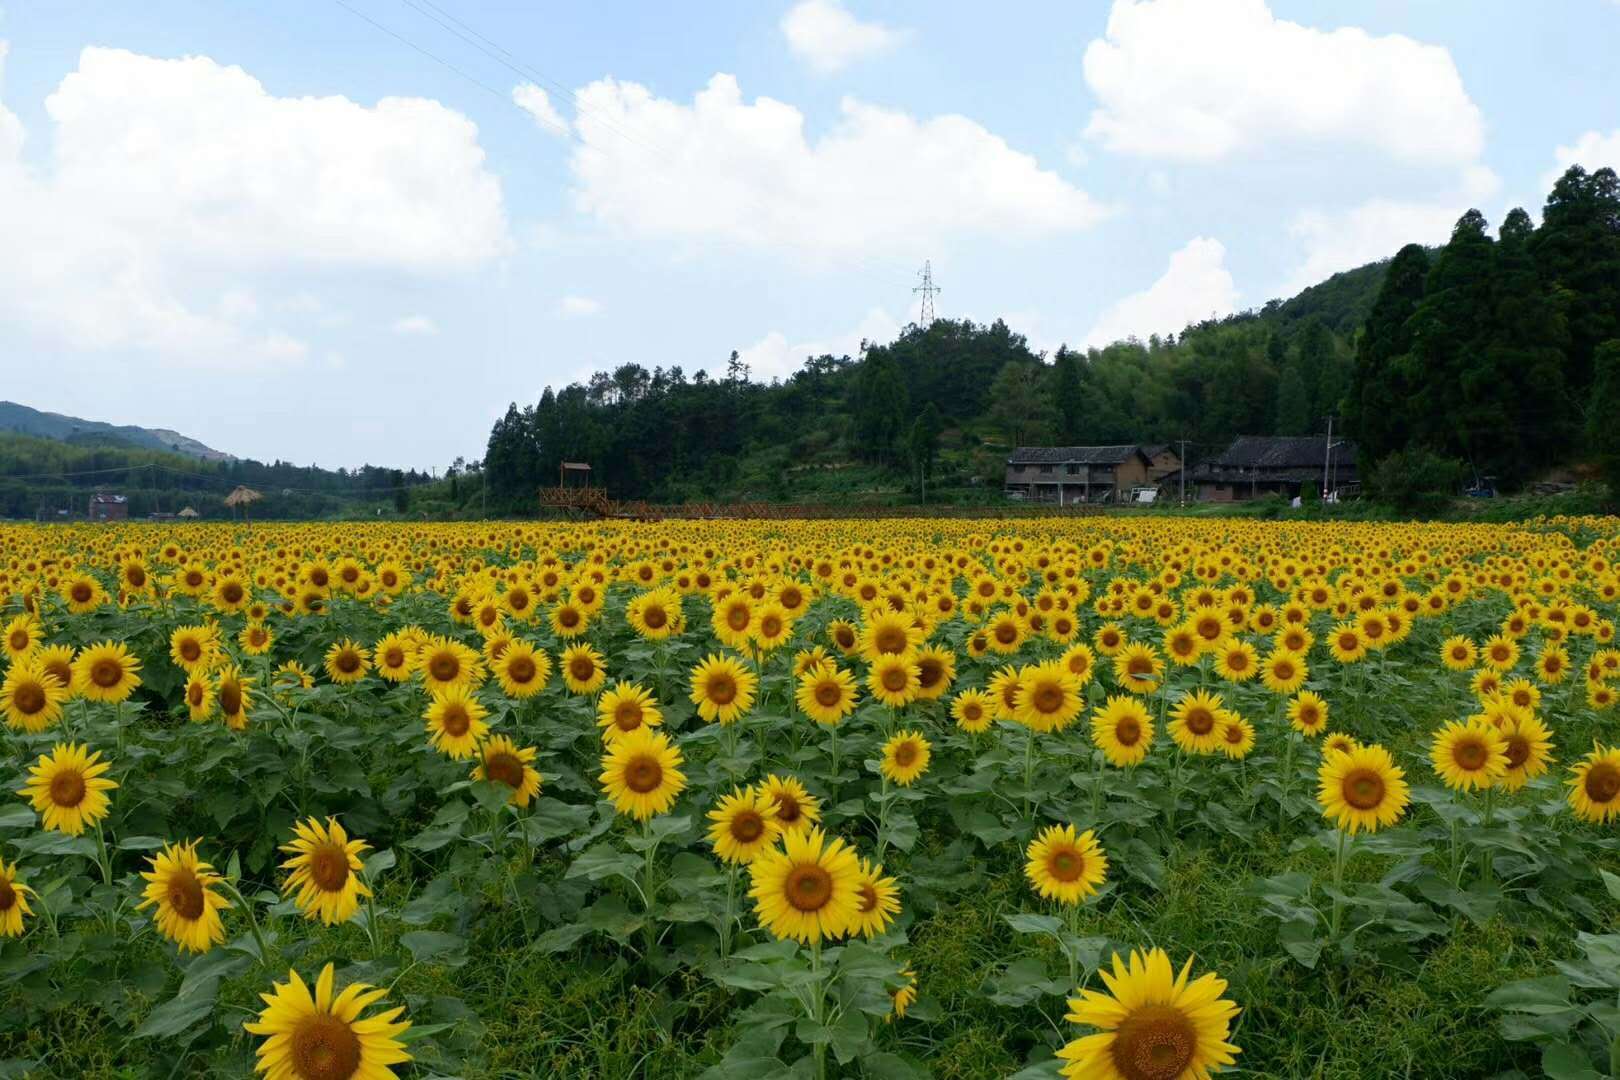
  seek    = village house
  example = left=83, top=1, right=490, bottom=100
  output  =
left=1190, top=435, right=1358, bottom=502
left=1003, top=445, right=1181, bottom=504
left=87, top=492, right=129, bottom=521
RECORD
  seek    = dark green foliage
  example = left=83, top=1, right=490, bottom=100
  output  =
left=1368, top=447, right=1466, bottom=516
left=1589, top=340, right=1620, bottom=506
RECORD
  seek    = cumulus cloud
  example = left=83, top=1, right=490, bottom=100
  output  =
left=392, top=314, right=439, bottom=335
left=780, top=0, right=904, bottom=73
left=568, top=74, right=1105, bottom=255
left=737, top=307, right=901, bottom=381
left=1084, top=238, right=1237, bottom=348
left=1544, top=128, right=1620, bottom=190
left=0, top=44, right=508, bottom=361
left=558, top=295, right=602, bottom=317
left=513, top=82, right=569, bottom=136
left=1082, top=0, right=1484, bottom=166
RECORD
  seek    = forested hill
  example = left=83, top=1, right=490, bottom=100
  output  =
left=0, top=400, right=232, bottom=462
left=483, top=165, right=1620, bottom=509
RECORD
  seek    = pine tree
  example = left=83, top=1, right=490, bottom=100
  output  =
left=1273, top=363, right=1311, bottom=435
left=1590, top=340, right=1620, bottom=506
left=1347, top=244, right=1430, bottom=462
left=1529, top=166, right=1620, bottom=393
left=1050, top=348, right=1085, bottom=442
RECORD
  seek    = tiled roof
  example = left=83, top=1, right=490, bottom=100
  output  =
left=1007, top=445, right=1145, bottom=466
left=1208, top=436, right=1359, bottom=469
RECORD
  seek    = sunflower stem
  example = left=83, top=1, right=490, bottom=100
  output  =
left=362, top=870, right=383, bottom=962
left=1449, top=815, right=1463, bottom=888
left=1329, top=826, right=1349, bottom=939
left=1480, top=786, right=1496, bottom=884
left=828, top=723, right=841, bottom=805
left=219, top=879, right=276, bottom=969
left=720, top=861, right=738, bottom=959
left=641, top=818, right=659, bottom=967
left=1022, top=725, right=1037, bottom=823
left=93, top=822, right=114, bottom=889
left=809, top=939, right=827, bottom=1080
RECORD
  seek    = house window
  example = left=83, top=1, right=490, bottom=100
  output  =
left=1039, top=464, right=1053, bottom=474
left=1065, top=463, right=1079, bottom=475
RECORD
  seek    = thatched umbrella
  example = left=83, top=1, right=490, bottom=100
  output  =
left=224, top=486, right=263, bottom=528
left=177, top=507, right=199, bottom=519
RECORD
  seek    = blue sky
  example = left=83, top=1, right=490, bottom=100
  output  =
left=1, top=0, right=1616, bottom=469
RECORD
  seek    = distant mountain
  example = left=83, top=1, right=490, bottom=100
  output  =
left=0, top=401, right=233, bottom=462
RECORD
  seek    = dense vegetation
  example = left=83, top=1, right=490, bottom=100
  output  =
left=482, top=165, right=1620, bottom=511
left=0, top=431, right=432, bottom=521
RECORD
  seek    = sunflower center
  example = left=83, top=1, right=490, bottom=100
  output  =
left=814, top=682, right=842, bottom=708
left=441, top=705, right=471, bottom=737
left=384, top=647, right=406, bottom=669
left=485, top=752, right=524, bottom=789
left=91, top=659, right=123, bottom=688
left=760, top=615, right=783, bottom=638
left=994, top=623, right=1018, bottom=645
left=1343, top=768, right=1386, bottom=810
left=1111, top=1003, right=1198, bottom=1080
left=1185, top=707, right=1214, bottom=735
left=624, top=756, right=663, bottom=794
left=1297, top=706, right=1320, bottom=727
left=784, top=864, right=833, bottom=912
left=642, top=606, right=667, bottom=629
left=309, top=844, right=350, bottom=892
left=614, top=702, right=645, bottom=731
left=127, top=566, right=147, bottom=587
left=179, top=639, right=201, bottom=662
left=706, top=675, right=737, bottom=705
left=188, top=681, right=206, bottom=707
left=429, top=655, right=459, bottom=682
left=13, top=681, right=46, bottom=715
left=1048, top=848, right=1085, bottom=882
left=892, top=742, right=918, bottom=767
left=1224, top=724, right=1244, bottom=744
left=1453, top=739, right=1488, bottom=771
left=7, top=630, right=28, bottom=652
left=774, top=794, right=801, bottom=824
left=49, top=769, right=86, bottom=808
left=834, top=628, right=855, bottom=649
left=1274, top=661, right=1295, bottom=680
left=858, top=882, right=879, bottom=913
left=730, top=811, right=765, bottom=843
left=727, top=606, right=750, bottom=631
left=1115, top=717, right=1142, bottom=746
left=962, top=702, right=983, bottom=722
left=1225, top=652, right=1249, bottom=672
left=0, top=878, right=13, bottom=912
left=1032, top=684, right=1064, bottom=714
left=881, top=667, right=908, bottom=693
left=1586, top=763, right=1620, bottom=803
left=336, top=652, right=360, bottom=674
left=167, top=867, right=207, bottom=921
left=71, top=583, right=93, bottom=603
left=558, top=608, right=580, bottom=628
left=290, top=1011, right=363, bottom=1080
left=221, top=583, right=244, bottom=604
left=874, top=626, right=907, bottom=654
left=1503, top=735, right=1530, bottom=769
left=916, top=658, right=943, bottom=689
left=220, top=681, right=243, bottom=716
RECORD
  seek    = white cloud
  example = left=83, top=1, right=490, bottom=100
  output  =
left=392, top=314, right=439, bottom=335
left=0, top=44, right=508, bottom=361
left=558, top=295, right=602, bottom=317
left=1544, top=128, right=1620, bottom=190
left=1084, top=238, right=1237, bottom=348
left=568, top=74, right=1105, bottom=255
left=780, top=0, right=903, bottom=73
left=1281, top=167, right=1500, bottom=292
left=738, top=307, right=901, bottom=381
left=513, top=82, right=569, bottom=136
left=1082, top=0, right=1484, bottom=166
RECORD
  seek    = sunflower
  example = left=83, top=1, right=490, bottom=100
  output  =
left=912, top=645, right=956, bottom=701
left=1111, top=643, right=1163, bottom=695
left=1536, top=645, right=1571, bottom=685
left=184, top=672, right=215, bottom=722
left=880, top=730, right=932, bottom=786
left=890, top=967, right=919, bottom=1020
left=850, top=857, right=901, bottom=938
left=72, top=641, right=142, bottom=703
left=1057, top=947, right=1241, bottom=1080
left=712, top=594, right=756, bottom=651
left=559, top=643, right=607, bottom=696
left=217, top=665, right=254, bottom=730
left=1164, top=623, right=1204, bottom=667
left=323, top=639, right=371, bottom=685
left=424, top=686, right=490, bottom=760
left=1060, top=643, right=1096, bottom=683
left=747, top=826, right=861, bottom=944
left=1430, top=719, right=1509, bottom=792
left=486, top=640, right=546, bottom=699
left=272, top=660, right=315, bottom=697
left=211, top=574, right=251, bottom=614
left=1496, top=714, right=1554, bottom=792
left=796, top=661, right=859, bottom=725
left=471, top=734, right=543, bottom=807
left=1440, top=635, right=1477, bottom=671
left=599, top=728, right=686, bottom=820
left=1321, top=732, right=1358, bottom=757
left=2, top=661, right=67, bottom=733
left=0, top=857, right=34, bottom=938
left=1259, top=650, right=1307, bottom=696
left=240, top=621, right=275, bottom=657
left=689, top=653, right=758, bottom=724
left=1566, top=745, right=1620, bottom=824
left=860, top=610, right=924, bottom=660
left=371, top=631, right=418, bottom=683
left=1016, top=661, right=1084, bottom=733
left=244, top=961, right=412, bottom=1080
left=279, top=816, right=371, bottom=925
left=1212, top=639, right=1259, bottom=684
left=19, top=742, right=117, bottom=835
left=138, top=840, right=230, bottom=955
left=30, top=644, right=76, bottom=698
left=549, top=600, right=589, bottom=639
left=1025, top=824, right=1108, bottom=905
left=867, top=653, right=921, bottom=708
left=61, top=572, right=106, bottom=614
left=750, top=602, right=795, bottom=653
left=951, top=689, right=995, bottom=734
left=597, top=681, right=663, bottom=743
left=758, top=773, right=822, bottom=835
left=1287, top=691, right=1329, bottom=737
left=1481, top=634, right=1520, bottom=671
left=706, top=787, right=782, bottom=864
left=1318, top=743, right=1409, bottom=834
left=627, top=587, right=681, bottom=640
left=169, top=624, right=219, bottom=674
left=1328, top=622, right=1368, bottom=665
left=418, top=636, right=483, bottom=694
left=827, top=619, right=860, bottom=656
left=1217, top=715, right=1256, bottom=760
left=1091, top=696, right=1154, bottom=767
left=1168, top=690, right=1227, bottom=755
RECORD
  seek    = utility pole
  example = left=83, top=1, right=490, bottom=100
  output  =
left=1322, top=415, right=1334, bottom=500
left=1179, top=438, right=1188, bottom=507
left=913, top=261, right=940, bottom=325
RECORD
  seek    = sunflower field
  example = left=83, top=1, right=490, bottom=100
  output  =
left=1, top=518, right=1619, bottom=1079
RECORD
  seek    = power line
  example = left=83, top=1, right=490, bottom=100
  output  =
left=913, top=260, right=941, bottom=324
